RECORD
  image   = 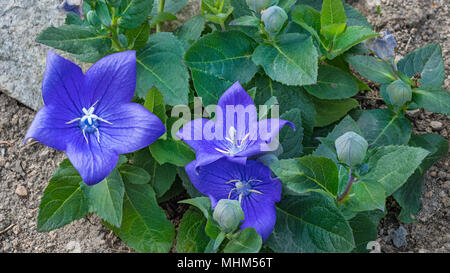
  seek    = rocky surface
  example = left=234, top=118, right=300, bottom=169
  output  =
left=0, top=0, right=448, bottom=253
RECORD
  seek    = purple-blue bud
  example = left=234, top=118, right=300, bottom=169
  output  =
left=58, top=0, right=84, bottom=18
left=364, top=30, right=397, bottom=60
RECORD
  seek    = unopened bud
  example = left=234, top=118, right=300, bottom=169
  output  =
left=335, top=132, right=368, bottom=167
left=246, top=0, right=277, bottom=14
left=386, top=80, right=412, bottom=106
left=261, top=6, right=287, bottom=34
left=213, top=199, right=244, bottom=234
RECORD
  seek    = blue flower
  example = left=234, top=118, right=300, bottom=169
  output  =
left=24, top=51, right=166, bottom=185
left=365, top=30, right=397, bottom=60
left=177, top=82, right=294, bottom=169
left=58, top=0, right=84, bottom=18
left=185, top=158, right=281, bottom=241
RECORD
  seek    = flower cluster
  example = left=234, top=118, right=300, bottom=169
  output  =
left=178, top=82, right=293, bottom=241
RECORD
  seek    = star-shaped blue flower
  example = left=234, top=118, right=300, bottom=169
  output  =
left=58, top=0, right=84, bottom=18
left=177, top=82, right=294, bottom=169
left=185, top=158, right=281, bottom=241
left=24, top=51, right=165, bottom=185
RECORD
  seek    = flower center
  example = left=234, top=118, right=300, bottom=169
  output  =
left=215, top=126, right=251, bottom=156
left=227, top=179, right=263, bottom=204
left=65, top=100, right=112, bottom=144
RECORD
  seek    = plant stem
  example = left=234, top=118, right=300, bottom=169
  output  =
left=337, top=169, right=356, bottom=204
left=156, top=0, right=166, bottom=32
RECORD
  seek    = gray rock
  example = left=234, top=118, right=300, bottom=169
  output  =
left=0, top=0, right=66, bottom=111
left=391, top=226, right=408, bottom=248
left=0, top=0, right=200, bottom=111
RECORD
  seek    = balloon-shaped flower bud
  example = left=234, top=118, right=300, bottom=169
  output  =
left=106, top=0, right=122, bottom=7
left=213, top=199, right=245, bottom=234
left=364, top=30, right=397, bottom=60
left=385, top=80, right=412, bottom=107
left=86, top=10, right=101, bottom=27
left=261, top=6, right=288, bottom=34
left=246, top=0, right=277, bottom=14
left=335, top=131, right=368, bottom=167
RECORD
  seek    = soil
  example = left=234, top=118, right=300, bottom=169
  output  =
left=0, top=0, right=448, bottom=253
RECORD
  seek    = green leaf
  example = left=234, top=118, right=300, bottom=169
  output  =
left=149, top=12, right=177, bottom=28
left=223, top=228, right=262, bottom=253
left=412, top=87, right=450, bottom=115
left=144, top=86, right=167, bottom=125
left=125, top=21, right=150, bottom=50
left=304, top=64, right=358, bottom=99
left=110, top=182, right=174, bottom=252
left=95, top=0, right=112, bottom=26
left=136, top=32, right=189, bottom=105
left=36, top=25, right=111, bottom=63
left=393, top=134, right=448, bottom=223
left=230, top=15, right=260, bottom=27
left=253, top=33, right=318, bottom=86
left=346, top=55, right=396, bottom=84
left=271, top=155, right=339, bottom=197
left=355, top=109, right=412, bottom=147
left=119, top=0, right=154, bottom=29
left=119, top=163, right=151, bottom=185
left=291, top=5, right=321, bottom=43
left=279, top=108, right=304, bottom=159
left=134, top=148, right=177, bottom=197
left=266, top=193, right=355, bottom=253
left=313, top=97, right=358, bottom=127
left=178, top=167, right=203, bottom=198
left=254, top=75, right=315, bottom=145
left=176, top=208, right=210, bottom=253
left=185, top=30, right=258, bottom=105
left=321, top=0, right=346, bottom=27
left=363, top=146, right=429, bottom=195
left=81, top=169, right=124, bottom=227
left=398, top=44, right=445, bottom=88
left=151, top=0, right=187, bottom=15
left=343, top=3, right=372, bottom=28
left=179, top=197, right=212, bottom=219
left=349, top=210, right=385, bottom=252
left=149, top=139, right=195, bottom=167
left=345, top=180, right=386, bottom=212
left=37, top=159, right=89, bottom=232
left=327, top=26, right=378, bottom=59
left=174, top=15, right=206, bottom=46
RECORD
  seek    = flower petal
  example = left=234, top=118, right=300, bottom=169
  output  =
left=240, top=196, right=277, bottom=242
left=176, top=118, right=217, bottom=151
left=257, top=118, right=295, bottom=143
left=84, top=51, right=136, bottom=114
left=98, top=103, right=166, bottom=154
left=65, top=133, right=119, bottom=186
left=42, top=51, right=86, bottom=116
left=217, top=82, right=255, bottom=111
left=24, top=105, right=80, bottom=151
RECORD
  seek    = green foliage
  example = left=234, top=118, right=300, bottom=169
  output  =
left=35, top=0, right=449, bottom=254
left=267, top=193, right=355, bottom=253
left=37, top=159, right=90, bottom=232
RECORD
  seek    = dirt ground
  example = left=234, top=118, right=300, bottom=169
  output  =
left=0, top=0, right=449, bottom=253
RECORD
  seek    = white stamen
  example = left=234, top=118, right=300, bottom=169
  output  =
left=215, top=147, right=230, bottom=154
left=82, top=128, right=89, bottom=144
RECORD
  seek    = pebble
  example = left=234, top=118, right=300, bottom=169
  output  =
left=66, top=241, right=82, bottom=253
left=425, top=191, right=433, bottom=198
left=391, top=226, right=408, bottom=248
left=430, top=121, right=443, bottom=130
left=14, top=185, right=27, bottom=197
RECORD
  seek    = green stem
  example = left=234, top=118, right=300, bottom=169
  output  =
left=213, top=231, right=226, bottom=252
left=156, top=0, right=166, bottom=32
left=337, top=169, right=355, bottom=204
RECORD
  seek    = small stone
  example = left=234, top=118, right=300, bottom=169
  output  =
left=406, top=109, right=420, bottom=118
left=443, top=181, right=450, bottom=190
left=66, top=241, right=81, bottom=253
left=425, top=191, right=433, bottom=198
left=438, top=171, right=447, bottom=179
left=418, top=248, right=427, bottom=253
left=391, top=226, right=408, bottom=248
left=430, top=171, right=438, bottom=178
left=430, top=121, right=443, bottom=130
left=15, top=185, right=27, bottom=197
